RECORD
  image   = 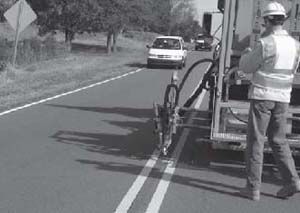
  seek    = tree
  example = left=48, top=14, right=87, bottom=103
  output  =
left=168, top=0, right=196, bottom=35
left=36, top=0, right=149, bottom=53
left=37, top=0, right=103, bottom=50
left=171, top=17, right=202, bottom=41
left=146, top=0, right=172, bottom=34
left=25, top=0, right=200, bottom=54
left=143, top=0, right=198, bottom=37
left=0, top=0, right=15, bottom=22
left=98, top=0, right=149, bottom=53
left=27, top=0, right=49, bottom=12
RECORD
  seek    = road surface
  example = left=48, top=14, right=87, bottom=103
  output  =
left=0, top=50, right=300, bottom=213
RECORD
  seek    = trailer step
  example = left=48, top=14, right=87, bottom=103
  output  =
left=209, top=132, right=300, bottom=147
left=220, top=100, right=300, bottom=114
left=196, top=133, right=300, bottom=155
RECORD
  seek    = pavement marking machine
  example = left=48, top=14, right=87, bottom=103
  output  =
left=153, top=0, right=300, bottom=156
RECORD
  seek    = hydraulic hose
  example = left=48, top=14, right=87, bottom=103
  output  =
left=176, top=58, right=216, bottom=114
left=178, top=58, right=215, bottom=92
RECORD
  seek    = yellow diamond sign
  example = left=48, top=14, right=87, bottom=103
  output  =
left=4, top=0, right=37, bottom=33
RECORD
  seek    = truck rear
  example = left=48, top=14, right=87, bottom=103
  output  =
left=208, top=0, right=300, bottom=154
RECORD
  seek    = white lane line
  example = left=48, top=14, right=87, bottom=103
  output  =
left=0, top=69, right=143, bottom=117
left=188, top=64, right=211, bottom=109
left=194, top=89, right=207, bottom=109
left=114, top=149, right=160, bottom=213
left=145, top=90, right=207, bottom=213
left=114, top=65, right=209, bottom=213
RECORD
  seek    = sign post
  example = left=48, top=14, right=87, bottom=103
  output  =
left=12, top=0, right=23, bottom=67
left=4, top=0, right=37, bottom=67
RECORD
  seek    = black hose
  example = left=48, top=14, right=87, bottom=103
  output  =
left=178, top=58, right=215, bottom=92
left=182, top=62, right=217, bottom=109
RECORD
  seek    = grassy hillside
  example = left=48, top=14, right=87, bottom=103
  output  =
left=0, top=23, right=160, bottom=112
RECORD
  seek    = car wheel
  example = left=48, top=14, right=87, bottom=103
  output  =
left=147, top=63, right=153, bottom=69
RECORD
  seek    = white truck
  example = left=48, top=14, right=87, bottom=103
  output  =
left=153, top=0, right=300, bottom=156
left=209, top=0, right=300, bottom=154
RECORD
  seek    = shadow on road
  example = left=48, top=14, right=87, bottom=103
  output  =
left=47, top=104, right=153, bottom=118
left=74, top=158, right=277, bottom=200
left=48, top=104, right=155, bottom=160
left=48, top=104, right=299, bottom=198
left=181, top=126, right=300, bottom=188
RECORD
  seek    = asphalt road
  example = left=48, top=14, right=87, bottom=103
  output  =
left=0, top=50, right=300, bottom=213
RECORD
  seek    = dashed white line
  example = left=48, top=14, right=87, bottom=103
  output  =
left=114, top=149, right=160, bottom=213
left=145, top=90, right=206, bottom=213
left=194, top=88, right=207, bottom=109
left=0, top=69, right=143, bottom=117
left=114, top=64, right=209, bottom=213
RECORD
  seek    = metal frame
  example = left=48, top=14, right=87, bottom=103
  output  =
left=153, top=0, right=300, bottom=156
left=211, top=0, right=237, bottom=136
left=209, top=0, right=300, bottom=153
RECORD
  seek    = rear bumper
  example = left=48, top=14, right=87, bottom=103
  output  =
left=147, top=58, right=183, bottom=66
left=195, top=43, right=212, bottom=50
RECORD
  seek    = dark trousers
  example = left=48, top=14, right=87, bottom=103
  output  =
left=246, top=99, right=299, bottom=190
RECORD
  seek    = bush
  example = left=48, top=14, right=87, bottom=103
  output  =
left=0, top=60, right=6, bottom=72
left=0, top=36, right=68, bottom=67
left=123, top=31, right=161, bottom=42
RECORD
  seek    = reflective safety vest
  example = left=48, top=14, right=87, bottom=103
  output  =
left=250, top=30, right=300, bottom=103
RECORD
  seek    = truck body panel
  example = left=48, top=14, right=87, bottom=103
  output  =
left=210, top=0, right=300, bottom=154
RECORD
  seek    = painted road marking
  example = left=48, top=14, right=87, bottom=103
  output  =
left=114, top=64, right=210, bottom=213
left=114, top=149, right=160, bottom=213
left=194, top=88, right=207, bottom=109
left=0, top=69, right=144, bottom=117
left=194, top=64, right=211, bottom=109
left=145, top=125, right=191, bottom=213
left=184, top=64, right=211, bottom=110
left=145, top=90, right=206, bottom=213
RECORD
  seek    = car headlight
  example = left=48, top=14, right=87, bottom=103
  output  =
left=148, top=53, right=157, bottom=57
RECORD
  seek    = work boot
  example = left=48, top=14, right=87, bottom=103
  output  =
left=276, top=180, right=300, bottom=199
left=239, top=187, right=260, bottom=201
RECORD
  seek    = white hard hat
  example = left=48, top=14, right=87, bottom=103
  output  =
left=262, top=1, right=287, bottom=18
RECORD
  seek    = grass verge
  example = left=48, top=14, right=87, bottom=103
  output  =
left=0, top=34, right=150, bottom=112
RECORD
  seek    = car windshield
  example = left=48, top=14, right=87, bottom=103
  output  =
left=152, top=38, right=181, bottom=50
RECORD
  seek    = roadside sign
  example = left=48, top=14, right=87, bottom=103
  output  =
left=3, top=0, right=37, bottom=67
left=4, top=0, right=37, bottom=33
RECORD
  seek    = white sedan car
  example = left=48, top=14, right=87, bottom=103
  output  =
left=147, top=36, right=188, bottom=69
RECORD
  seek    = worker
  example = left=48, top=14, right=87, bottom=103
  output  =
left=238, top=1, right=300, bottom=201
